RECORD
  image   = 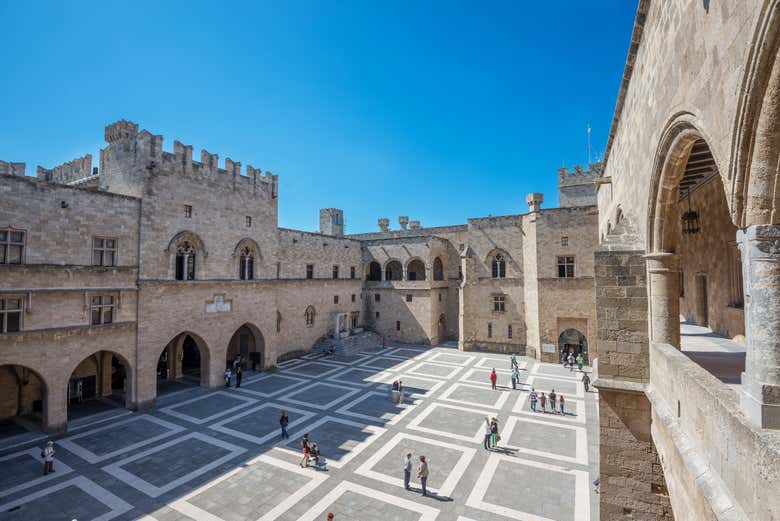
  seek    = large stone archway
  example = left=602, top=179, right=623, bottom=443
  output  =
left=226, top=323, right=266, bottom=372
left=0, top=364, right=48, bottom=434
left=157, top=331, right=211, bottom=393
left=66, top=351, right=134, bottom=422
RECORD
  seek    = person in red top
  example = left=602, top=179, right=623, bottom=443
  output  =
left=490, top=368, right=498, bottom=390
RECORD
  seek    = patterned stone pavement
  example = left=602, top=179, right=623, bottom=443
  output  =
left=0, top=344, right=599, bottom=521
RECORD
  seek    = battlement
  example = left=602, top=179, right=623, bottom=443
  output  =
left=557, top=162, right=603, bottom=187
left=102, top=120, right=278, bottom=198
left=0, top=161, right=25, bottom=176
left=36, top=154, right=94, bottom=184
left=557, top=162, right=601, bottom=208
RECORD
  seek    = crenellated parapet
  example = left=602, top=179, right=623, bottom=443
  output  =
left=557, top=162, right=603, bottom=187
left=0, top=161, right=26, bottom=176
left=557, top=162, right=601, bottom=208
left=36, top=154, right=94, bottom=184
left=101, top=120, right=278, bottom=199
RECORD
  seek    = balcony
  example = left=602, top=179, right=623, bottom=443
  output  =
left=680, top=320, right=745, bottom=392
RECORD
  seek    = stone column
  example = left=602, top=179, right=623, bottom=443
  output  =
left=100, top=352, right=113, bottom=397
left=738, top=224, right=780, bottom=429
left=645, top=252, right=681, bottom=348
left=44, top=375, right=68, bottom=434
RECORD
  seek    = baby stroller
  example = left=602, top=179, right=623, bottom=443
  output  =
left=307, top=442, right=327, bottom=470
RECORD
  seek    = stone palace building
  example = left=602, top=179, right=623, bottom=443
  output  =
left=0, top=119, right=600, bottom=439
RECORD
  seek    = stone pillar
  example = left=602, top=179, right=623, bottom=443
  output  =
left=381, top=268, right=386, bottom=282
left=44, top=376, right=68, bottom=434
left=645, top=252, right=681, bottom=348
left=738, top=224, right=780, bottom=429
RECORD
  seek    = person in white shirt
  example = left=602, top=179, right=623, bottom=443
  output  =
left=403, top=452, right=413, bottom=490
left=42, top=441, right=55, bottom=475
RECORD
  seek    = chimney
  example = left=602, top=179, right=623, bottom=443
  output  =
left=399, top=216, right=409, bottom=230
left=526, top=193, right=544, bottom=213
left=378, top=218, right=390, bottom=232
left=409, top=220, right=421, bottom=230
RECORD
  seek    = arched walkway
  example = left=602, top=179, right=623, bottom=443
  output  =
left=558, top=329, right=588, bottom=363
left=157, top=332, right=210, bottom=394
left=406, top=259, right=426, bottom=281
left=0, top=364, right=47, bottom=435
left=385, top=260, right=402, bottom=281
left=226, top=323, right=266, bottom=372
left=67, top=351, right=132, bottom=421
left=366, top=261, right=381, bottom=281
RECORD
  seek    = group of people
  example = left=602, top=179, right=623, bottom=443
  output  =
left=224, top=354, right=245, bottom=388
left=562, top=351, right=585, bottom=372
left=298, top=432, right=325, bottom=469
left=483, top=417, right=500, bottom=449
left=528, top=388, right=566, bottom=414
left=403, top=452, right=430, bottom=496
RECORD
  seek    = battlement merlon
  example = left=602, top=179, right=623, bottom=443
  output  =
left=0, top=161, right=25, bottom=176
left=36, top=154, right=93, bottom=184
left=101, top=120, right=279, bottom=198
left=557, top=161, right=603, bottom=188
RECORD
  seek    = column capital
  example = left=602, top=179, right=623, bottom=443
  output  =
left=737, top=224, right=780, bottom=259
left=644, top=252, right=680, bottom=273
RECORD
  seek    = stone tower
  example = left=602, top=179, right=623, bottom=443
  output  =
left=320, top=208, right=344, bottom=237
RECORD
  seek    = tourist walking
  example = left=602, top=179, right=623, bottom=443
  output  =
left=224, top=368, right=232, bottom=388
left=235, top=365, right=242, bottom=388
left=41, top=441, right=55, bottom=475
left=549, top=390, right=557, bottom=414
left=582, top=372, right=591, bottom=392
left=559, top=394, right=565, bottom=414
left=539, top=392, right=547, bottom=412
left=490, top=368, right=498, bottom=390
left=280, top=411, right=290, bottom=439
left=511, top=353, right=519, bottom=371
left=483, top=417, right=492, bottom=449
left=511, top=368, right=518, bottom=390
left=568, top=353, right=575, bottom=371
left=490, top=417, right=499, bottom=448
left=403, top=452, right=413, bottom=490
left=576, top=354, right=584, bottom=371
left=529, top=388, right=538, bottom=412
left=417, top=456, right=429, bottom=496
left=300, top=433, right=310, bottom=468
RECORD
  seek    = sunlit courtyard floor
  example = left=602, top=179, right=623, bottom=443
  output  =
left=0, top=343, right=599, bottom=521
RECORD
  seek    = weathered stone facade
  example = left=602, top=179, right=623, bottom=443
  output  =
left=0, top=119, right=599, bottom=437
left=594, top=0, right=780, bottom=519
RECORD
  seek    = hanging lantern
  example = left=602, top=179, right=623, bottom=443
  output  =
left=681, top=188, right=700, bottom=234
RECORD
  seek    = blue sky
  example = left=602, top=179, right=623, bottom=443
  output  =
left=0, top=1, right=637, bottom=233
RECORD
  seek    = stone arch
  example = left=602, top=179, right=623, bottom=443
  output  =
left=226, top=322, right=266, bottom=371
left=731, top=1, right=780, bottom=227
left=0, top=364, right=48, bottom=431
left=66, top=350, right=134, bottom=416
left=558, top=328, right=588, bottom=362
left=366, top=261, right=382, bottom=281
left=433, top=257, right=444, bottom=281
left=233, top=237, right=260, bottom=280
left=385, top=259, right=403, bottom=281
left=166, top=230, right=207, bottom=280
left=405, top=258, right=426, bottom=281
left=304, top=305, right=316, bottom=327
left=157, top=331, right=211, bottom=390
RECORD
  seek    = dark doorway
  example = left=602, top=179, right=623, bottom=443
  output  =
left=182, top=335, right=201, bottom=377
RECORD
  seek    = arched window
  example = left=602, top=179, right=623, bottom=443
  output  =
left=239, top=246, right=254, bottom=280
left=433, top=257, right=444, bottom=281
left=304, top=306, right=316, bottom=327
left=175, top=241, right=196, bottom=280
left=491, top=254, right=506, bottom=278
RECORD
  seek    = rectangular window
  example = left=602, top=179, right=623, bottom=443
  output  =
left=374, top=294, right=380, bottom=302
left=396, top=320, right=401, bottom=331
left=406, top=294, right=412, bottom=302
left=375, top=311, right=380, bottom=319
left=557, top=256, right=575, bottom=278
left=487, top=322, right=492, bottom=338
left=508, top=324, right=513, bottom=339
left=332, top=265, right=339, bottom=279
left=245, top=216, right=252, bottom=227
left=334, top=295, right=339, bottom=304
left=351, top=294, right=356, bottom=302
left=92, top=237, right=117, bottom=267
left=493, top=295, right=505, bottom=312
left=184, top=205, right=192, bottom=218
left=90, top=295, right=114, bottom=325
left=350, top=266, right=356, bottom=279
left=0, top=298, right=22, bottom=333
left=306, top=264, right=314, bottom=279
left=561, top=236, right=568, bottom=247
left=0, top=230, right=24, bottom=265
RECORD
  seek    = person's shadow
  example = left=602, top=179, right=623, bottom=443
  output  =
left=410, top=487, right=453, bottom=502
